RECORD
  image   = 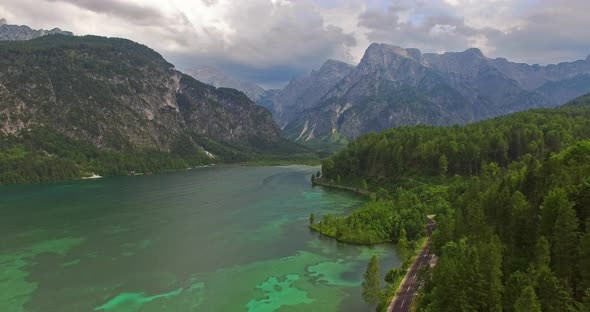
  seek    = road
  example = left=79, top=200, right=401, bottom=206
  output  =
left=387, top=218, right=436, bottom=312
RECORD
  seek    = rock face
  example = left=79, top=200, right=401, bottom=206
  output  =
left=0, top=19, right=73, bottom=41
left=278, top=43, right=590, bottom=142
left=183, top=66, right=266, bottom=102
left=0, top=35, right=287, bottom=155
left=258, top=59, right=355, bottom=128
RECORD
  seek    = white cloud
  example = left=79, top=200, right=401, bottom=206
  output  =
left=1, top=0, right=589, bottom=85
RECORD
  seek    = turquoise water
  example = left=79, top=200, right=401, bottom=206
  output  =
left=0, top=165, right=400, bottom=311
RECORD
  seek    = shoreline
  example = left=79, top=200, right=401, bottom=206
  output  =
left=308, top=225, right=392, bottom=245
left=0, top=162, right=322, bottom=186
left=311, top=178, right=371, bottom=196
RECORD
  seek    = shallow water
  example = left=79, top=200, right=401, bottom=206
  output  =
left=0, top=165, right=400, bottom=311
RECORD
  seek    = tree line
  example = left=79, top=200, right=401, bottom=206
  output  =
left=322, top=100, right=590, bottom=183
left=318, top=95, right=590, bottom=311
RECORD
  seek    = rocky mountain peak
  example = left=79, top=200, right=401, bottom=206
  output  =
left=358, top=43, right=426, bottom=74
left=463, top=47, right=485, bottom=58
left=363, top=43, right=415, bottom=61
left=317, top=59, right=355, bottom=75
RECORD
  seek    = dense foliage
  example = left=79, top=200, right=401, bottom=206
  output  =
left=416, top=139, right=590, bottom=311
left=322, top=97, right=590, bottom=182
left=0, top=127, right=315, bottom=185
left=317, top=95, right=590, bottom=311
left=310, top=188, right=430, bottom=244
left=0, top=128, right=198, bottom=184
left=362, top=255, right=381, bottom=306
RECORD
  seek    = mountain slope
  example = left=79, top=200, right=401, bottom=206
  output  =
left=278, top=43, right=590, bottom=143
left=0, top=35, right=308, bottom=183
left=183, top=66, right=266, bottom=101
left=0, top=18, right=72, bottom=40
left=258, top=59, right=354, bottom=128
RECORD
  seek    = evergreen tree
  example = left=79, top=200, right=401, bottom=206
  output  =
left=361, top=255, right=381, bottom=307
left=397, top=228, right=409, bottom=267
left=535, top=267, right=574, bottom=312
left=503, top=271, right=530, bottom=312
left=473, top=236, right=504, bottom=312
left=439, top=154, right=448, bottom=176
left=534, top=236, right=550, bottom=269
left=514, top=286, right=541, bottom=312
left=550, top=191, right=579, bottom=286
left=579, top=219, right=590, bottom=291
left=540, top=188, right=570, bottom=241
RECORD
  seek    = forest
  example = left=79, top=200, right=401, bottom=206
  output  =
left=322, top=98, right=590, bottom=182
left=317, top=94, right=590, bottom=311
left=0, top=127, right=314, bottom=185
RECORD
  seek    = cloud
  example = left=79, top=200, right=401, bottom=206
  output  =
left=356, top=0, right=590, bottom=65
left=487, top=0, right=590, bottom=64
left=1, top=0, right=589, bottom=86
left=46, top=0, right=166, bottom=25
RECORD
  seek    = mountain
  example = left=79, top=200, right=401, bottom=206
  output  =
left=276, top=43, right=590, bottom=143
left=183, top=66, right=266, bottom=101
left=0, top=18, right=73, bottom=40
left=0, top=35, right=304, bottom=169
left=258, top=59, right=355, bottom=128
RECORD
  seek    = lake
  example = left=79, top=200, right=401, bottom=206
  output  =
left=0, top=165, right=400, bottom=311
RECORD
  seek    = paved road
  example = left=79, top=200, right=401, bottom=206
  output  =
left=387, top=218, right=436, bottom=312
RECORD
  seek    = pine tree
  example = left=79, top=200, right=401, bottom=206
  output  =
left=579, top=219, right=590, bottom=291
left=471, top=236, right=503, bottom=312
left=361, top=255, right=381, bottom=307
left=514, top=286, right=541, bottom=312
left=540, top=188, right=570, bottom=240
left=397, top=228, right=409, bottom=267
left=503, top=271, right=530, bottom=312
left=534, top=236, right=550, bottom=269
left=535, top=267, right=574, bottom=312
left=550, top=191, right=579, bottom=286
left=439, top=154, right=448, bottom=176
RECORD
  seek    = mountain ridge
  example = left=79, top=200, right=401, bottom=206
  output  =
left=0, top=18, right=73, bottom=41
left=0, top=35, right=303, bottom=160
left=274, top=43, right=590, bottom=143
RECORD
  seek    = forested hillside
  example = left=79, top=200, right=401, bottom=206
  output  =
left=322, top=95, right=590, bottom=183
left=315, top=95, right=590, bottom=311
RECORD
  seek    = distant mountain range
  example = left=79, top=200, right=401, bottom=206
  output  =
left=0, top=18, right=73, bottom=40
left=0, top=35, right=304, bottom=160
left=183, top=66, right=266, bottom=101
left=7, top=17, right=589, bottom=152
left=258, top=43, right=590, bottom=143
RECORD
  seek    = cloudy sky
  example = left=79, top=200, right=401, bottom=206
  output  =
left=1, top=0, right=589, bottom=88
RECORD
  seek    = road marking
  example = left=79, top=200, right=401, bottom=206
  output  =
left=407, top=285, right=411, bottom=292
left=401, top=300, right=405, bottom=308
